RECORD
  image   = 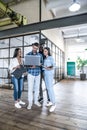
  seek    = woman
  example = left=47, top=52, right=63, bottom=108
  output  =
left=43, top=47, right=56, bottom=112
left=9, top=48, right=25, bottom=109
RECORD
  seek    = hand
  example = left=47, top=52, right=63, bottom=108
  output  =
left=23, top=72, right=28, bottom=76
left=16, top=65, right=20, bottom=69
left=45, top=66, right=53, bottom=70
left=13, top=65, right=20, bottom=70
left=30, top=65, right=36, bottom=68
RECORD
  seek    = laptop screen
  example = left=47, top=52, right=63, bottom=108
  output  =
left=24, top=55, right=41, bottom=66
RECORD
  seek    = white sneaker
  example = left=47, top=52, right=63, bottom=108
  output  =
left=27, top=105, right=31, bottom=110
left=46, top=101, right=53, bottom=107
left=49, top=105, right=56, bottom=112
left=19, top=100, right=25, bottom=105
left=34, top=102, right=41, bottom=107
left=15, top=102, right=21, bottom=109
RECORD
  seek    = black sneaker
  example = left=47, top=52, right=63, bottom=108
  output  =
left=38, top=97, right=43, bottom=103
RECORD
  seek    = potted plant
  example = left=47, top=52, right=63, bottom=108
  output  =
left=76, top=57, right=87, bottom=80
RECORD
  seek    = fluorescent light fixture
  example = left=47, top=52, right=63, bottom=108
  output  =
left=75, top=38, right=84, bottom=42
left=69, top=0, right=81, bottom=12
left=75, top=29, right=84, bottom=43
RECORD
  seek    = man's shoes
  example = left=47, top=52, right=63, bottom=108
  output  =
left=49, top=105, right=56, bottom=112
left=46, top=101, right=53, bottom=107
left=19, top=100, right=25, bottom=105
left=38, top=98, right=43, bottom=103
left=27, top=105, right=32, bottom=110
left=15, top=102, right=21, bottom=109
left=34, top=102, right=41, bottom=107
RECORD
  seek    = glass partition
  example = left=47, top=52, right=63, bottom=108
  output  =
left=0, top=32, right=65, bottom=85
left=10, top=47, right=23, bottom=58
left=10, top=37, right=23, bottom=47
left=0, top=39, right=9, bottom=48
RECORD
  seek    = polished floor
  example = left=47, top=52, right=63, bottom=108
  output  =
left=0, top=79, right=87, bottom=130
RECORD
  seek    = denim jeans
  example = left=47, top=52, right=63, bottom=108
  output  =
left=11, top=76, right=24, bottom=101
left=44, top=71, right=55, bottom=104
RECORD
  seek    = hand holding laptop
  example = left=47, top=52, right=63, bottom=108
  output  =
left=24, top=55, right=41, bottom=66
left=29, top=65, right=36, bottom=68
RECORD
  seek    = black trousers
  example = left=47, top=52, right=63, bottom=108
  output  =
left=39, top=72, right=50, bottom=101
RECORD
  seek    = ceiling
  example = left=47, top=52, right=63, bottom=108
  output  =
left=0, top=0, right=28, bottom=28
left=0, top=0, right=26, bottom=19
left=1, top=0, right=28, bottom=5
left=0, top=0, right=87, bottom=41
left=45, top=0, right=87, bottom=41
left=46, top=0, right=87, bottom=18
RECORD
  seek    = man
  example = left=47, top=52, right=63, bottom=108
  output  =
left=38, top=45, right=50, bottom=103
left=27, top=42, right=43, bottom=110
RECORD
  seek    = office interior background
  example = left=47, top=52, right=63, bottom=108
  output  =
left=0, top=1, right=87, bottom=130
left=0, top=0, right=87, bottom=85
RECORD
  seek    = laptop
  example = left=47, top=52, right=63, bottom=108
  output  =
left=11, top=65, right=27, bottom=79
left=24, top=55, right=41, bottom=66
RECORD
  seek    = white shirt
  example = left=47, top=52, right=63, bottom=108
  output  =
left=9, top=58, right=20, bottom=73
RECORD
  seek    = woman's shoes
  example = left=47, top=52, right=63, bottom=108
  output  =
left=15, top=100, right=25, bottom=109
left=46, top=101, right=56, bottom=112
left=34, top=101, right=41, bottom=107
left=15, top=102, right=21, bottom=109
left=19, top=100, right=25, bottom=105
left=49, top=105, right=56, bottom=112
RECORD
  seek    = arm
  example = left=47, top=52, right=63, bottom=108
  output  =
left=43, top=56, right=55, bottom=70
left=9, top=58, right=20, bottom=73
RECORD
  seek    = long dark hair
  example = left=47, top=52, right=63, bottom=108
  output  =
left=13, top=48, right=21, bottom=58
left=44, top=47, right=51, bottom=56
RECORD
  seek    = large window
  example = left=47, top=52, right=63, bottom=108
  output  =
left=24, top=34, right=39, bottom=56
left=42, top=34, right=65, bottom=83
left=0, top=32, right=65, bottom=85
left=0, top=39, right=9, bottom=84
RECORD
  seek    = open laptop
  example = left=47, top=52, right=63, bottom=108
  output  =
left=24, top=55, right=41, bottom=66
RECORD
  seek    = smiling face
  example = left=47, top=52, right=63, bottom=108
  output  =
left=32, top=45, right=39, bottom=53
left=43, top=49, right=48, bottom=57
left=17, top=49, right=22, bottom=57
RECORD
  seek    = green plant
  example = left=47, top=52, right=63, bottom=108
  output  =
left=76, top=57, right=87, bottom=73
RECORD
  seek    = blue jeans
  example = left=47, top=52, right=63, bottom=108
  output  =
left=44, top=71, right=55, bottom=104
left=11, top=76, right=24, bottom=101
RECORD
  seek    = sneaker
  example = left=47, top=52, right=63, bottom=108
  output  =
left=27, top=105, right=31, bottom=110
left=15, top=102, right=21, bottom=109
left=46, top=101, right=53, bottom=107
left=34, top=102, right=41, bottom=107
left=38, top=98, right=43, bottom=103
left=49, top=105, right=56, bottom=112
left=19, top=100, right=25, bottom=105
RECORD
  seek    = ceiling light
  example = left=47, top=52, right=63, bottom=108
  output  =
left=69, top=0, right=81, bottom=12
left=75, top=29, right=84, bottom=43
left=75, top=38, right=84, bottom=43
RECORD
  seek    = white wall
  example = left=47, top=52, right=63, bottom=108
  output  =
left=41, top=1, right=64, bottom=51
left=42, top=28, right=64, bottom=51
left=65, top=38, right=87, bottom=77
left=11, top=0, right=39, bottom=24
left=11, top=0, right=64, bottom=51
left=41, top=0, right=53, bottom=21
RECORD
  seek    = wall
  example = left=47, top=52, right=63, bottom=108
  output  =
left=41, top=0, right=53, bottom=21
left=42, top=29, right=64, bottom=51
left=65, top=38, right=87, bottom=78
left=10, top=0, right=64, bottom=51
left=11, top=0, right=39, bottom=24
